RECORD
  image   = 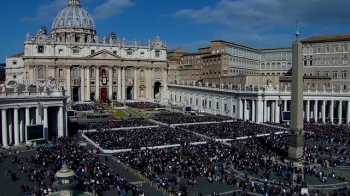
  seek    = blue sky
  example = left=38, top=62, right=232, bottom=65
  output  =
left=1, top=0, right=350, bottom=62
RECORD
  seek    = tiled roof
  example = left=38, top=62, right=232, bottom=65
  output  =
left=301, top=34, right=350, bottom=43
left=8, top=52, right=24, bottom=58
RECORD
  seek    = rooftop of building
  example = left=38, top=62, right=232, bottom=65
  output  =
left=301, top=33, right=350, bottom=43
left=8, top=52, right=24, bottom=58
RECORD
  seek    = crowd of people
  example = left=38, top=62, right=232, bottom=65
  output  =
left=72, top=118, right=154, bottom=131
left=126, top=102, right=164, bottom=109
left=264, top=122, right=350, bottom=144
left=152, top=113, right=231, bottom=124
left=183, top=122, right=285, bottom=139
left=84, top=127, right=205, bottom=150
left=29, top=137, right=148, bottom=196
left=72, top=103, right=101, bottom=111
left=86, top=114, right=110, bottom=119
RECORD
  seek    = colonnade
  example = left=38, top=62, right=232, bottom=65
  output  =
left=0, top=106, right=65, bottom=146
left=239, top=99, right=350, bottom=124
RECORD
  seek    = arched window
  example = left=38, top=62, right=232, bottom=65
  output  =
left=140, top=70, right=145, bottom=78
left=271, top=63, right=276, bottom=69
left=72, top=68, right=78, bottom=78
left=155, top=69, right=160, bottom=79
left=126, top=69, right=132, bottom=77
left=90, top=69, right=95, bottom=78
left=38, top=68, right=44, bottom=79
left=287, top=62, right=292, bottom=69
left=59, top=69, right=63, bottom=78
left=261, top=63, right=265, bottom=69
left=266, top=63, right=270, bottom=69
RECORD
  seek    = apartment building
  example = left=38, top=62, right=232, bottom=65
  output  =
left=167, top=48, right=187, bottom=84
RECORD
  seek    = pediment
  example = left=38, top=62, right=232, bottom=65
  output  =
left=85, top=50, right=122, bottom=60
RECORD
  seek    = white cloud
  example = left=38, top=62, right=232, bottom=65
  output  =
left=21, top=0, right=68, bottom=23
left=174, top=0, right=350, bottom=31
left=92, top=0, right=133, bottom=20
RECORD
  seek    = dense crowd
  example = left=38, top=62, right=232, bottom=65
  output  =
left=73, top=118, right=154, bottom=131
left=30, top=137, right=148, bottom=196
left=72, top=103, right=101, bottom=111
left=264, top=122, right=350, bottom=144
left=152, top=113, right=231, bottom=124
left=126, top=102, right=164, bottom=109
left=84, top=127, right=205, bottom=150
left=183, top=122, right=285, bottom=139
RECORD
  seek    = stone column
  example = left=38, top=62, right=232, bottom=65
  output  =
left=283, top=100, right=287, bottom=111
left=162, top=68, right=167, bottom=101
left=330, top=101, right=334, bottom=124
left=122, top=67, right=126, bottom=100
left=95, top=66, right=100, bottom=100
left=2, top=109, right=7, bottom=146
left=257, top=99, right=263, bottom=123
left=36, top=106, right=40, bottom=124
left=80, top=67, right=85, bottom=101
left=8, top=109, right=12, bottom=145
left=14, top=108, right=19, bottom=145
left=338, top=101, right=343, bottom=124
left=19, top=109, right=24, bottom=143
left=43, top=107, right=48, bottom=135
left=66, top=66, right=71, bottom=100
left=275, top=101, right=280, bottom=123
left=238, top=99, right=243, bottom=119
left=58, top=106, right=64, bottom=137
left=109, top=66, right=113, bottom=100
left=86, top=66, right=90, bottom=101
left=263, top=100, right=267, bottom=122
left=347, top=101, right=350, bottom=125
left=306, top=100, right=310, bottom=122
left=271, top=101, right=275, bottom=122
left=134, top=68, right=138, bottom=100
left=252, top=100, right=256, bottom=122
left=243, top=99, right=247, bottom=120
left=117, top=67, right=122, bottom=100
left=314, top=100, right=318, bottom=120
left=322, top=100, right=326, bottom=123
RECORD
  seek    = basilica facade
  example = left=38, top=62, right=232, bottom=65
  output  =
left=7, top=0, right=168, bottom=102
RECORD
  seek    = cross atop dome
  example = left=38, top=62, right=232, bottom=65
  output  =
left=69, top=0, right=80, bottom=6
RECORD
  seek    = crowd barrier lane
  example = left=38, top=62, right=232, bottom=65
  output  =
left=84, top=125, right=159, bottom=133
left=149, top=119, right=168, bottom=126
left=171, top=121, right=220, bottom=127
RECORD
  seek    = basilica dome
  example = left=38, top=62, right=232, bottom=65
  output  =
left=51, top=0, right=96, bottom=32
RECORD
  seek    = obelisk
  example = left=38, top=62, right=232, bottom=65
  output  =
left=288, top=21, right=304, bottom=160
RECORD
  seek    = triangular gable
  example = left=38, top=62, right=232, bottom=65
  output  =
left=85, top=49, right=122, bottom=59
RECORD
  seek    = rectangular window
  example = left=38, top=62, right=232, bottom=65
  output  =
left=190, top=98, right=192, bottom=104
left=224, top=104, right=227, bottom=111
left=113, top=51, right=117, bottom=55
left=216, top=102, right=219, bottom=110
left=325, top=46, right=329, bottom=53
left=72, top=49, right=79, bottom=54
left=342, top=72, right=347, bottom=79
left=140, top=52, right=145, bottom=57
left=334, top=46, right=338, bottom=52
left=209, top=101, right=211, bottom=108
left=309, top=60, right=313, bottom=66
left=196, top=99, right=198, bottom=105
left=12, top=61, right=17, bottom=65
left=325, top=72, right=329, bottom=77
left=344, top=45, right=348, bottom=52
left=202, top=100, right=204, bottom=107
left=180, top=96, right=181, bottom=102
left=333, top=72, right=338, bottom=79
left=316, top=47, right=321, bottom=53
left=126, top=51, right=133, bottom=56
left=344, top=85, right=347, bottom=90
left=232, top=105, right=236, bottom=113
left=155, top=51, right=160, bottom=57
left=91, top=50, right=95, bottom=54
left=38, top=46, right=44, bottom=54
left=58, top=49, right=63, bottom=54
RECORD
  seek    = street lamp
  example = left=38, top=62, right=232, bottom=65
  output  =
left=278, top=96, right=283, bottom=123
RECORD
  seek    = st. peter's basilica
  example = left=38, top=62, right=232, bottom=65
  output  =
left=5, top=0, right=168, bottom=102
